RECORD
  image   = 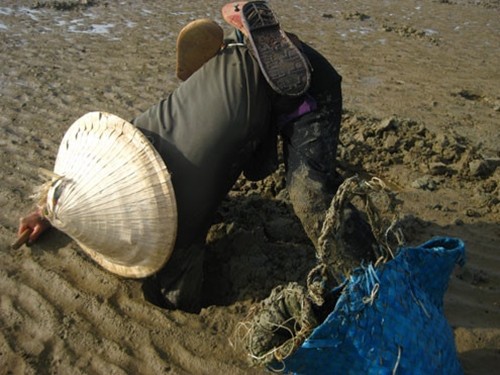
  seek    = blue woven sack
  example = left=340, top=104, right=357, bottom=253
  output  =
left=283, top=236, right=465, bottom=375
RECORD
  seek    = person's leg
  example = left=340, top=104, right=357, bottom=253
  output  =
left=135, top=31, right=275, bottom=312
left=281, top=44, right=377, bottom=282
left=281, top=91, right=342, bottom=251
left=142, top=242, right=205, bottom=313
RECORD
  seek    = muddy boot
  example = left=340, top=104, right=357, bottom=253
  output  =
left=222, top=1, right=311, bottom=96
left=325, top=204, right=379, bottom=281
left=286, top=161, right=378, bottom=283
left=281, top=82, right=377, bottom=282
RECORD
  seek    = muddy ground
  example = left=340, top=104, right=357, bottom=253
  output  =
left=0, top=0, right=499, bottom=374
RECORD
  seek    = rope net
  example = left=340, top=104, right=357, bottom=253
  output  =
left=234, top=175, right=403, bottom=369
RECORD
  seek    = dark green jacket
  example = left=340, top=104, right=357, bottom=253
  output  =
left=133, top=41, right=277, bottom=248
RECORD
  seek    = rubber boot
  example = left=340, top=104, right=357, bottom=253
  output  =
left=281, top=86, right=377, bottom=283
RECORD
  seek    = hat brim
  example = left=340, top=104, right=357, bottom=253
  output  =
left=46, top=111, right=178, bottom=278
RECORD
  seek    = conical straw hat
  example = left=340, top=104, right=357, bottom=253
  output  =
left=176, top=18, right=224, bottom=81
left=42, top=111, right=177, bottom=278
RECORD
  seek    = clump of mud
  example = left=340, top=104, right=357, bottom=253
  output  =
left=202, top=166, right=317, bottom=307
left=338, top=112, right=499, bottom=218
left=339, top=113, right=498, bottom=180
left=31, top=0, right=99, bottom=11
left=381, top=23, right=440, bottom=45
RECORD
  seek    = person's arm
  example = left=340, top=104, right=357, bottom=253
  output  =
left=16, top=209, right=51, bottom=246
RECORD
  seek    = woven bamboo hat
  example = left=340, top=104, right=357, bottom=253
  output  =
left=41, top=111, right=177, bottom=278
left=176, top=18, right=224, bottom=81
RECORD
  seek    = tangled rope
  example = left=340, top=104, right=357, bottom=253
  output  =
left=235, top=175, right=405, bottom=369
left=232, top=283, right=318, bottom=370
left=318, top=176, right=402, bottom=263
left=308, top=175, right=404, bottom=305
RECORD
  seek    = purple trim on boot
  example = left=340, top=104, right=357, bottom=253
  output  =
left=277, top=94, right=318, bottom=127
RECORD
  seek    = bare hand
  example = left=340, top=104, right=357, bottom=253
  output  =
left=16, top=210, right=51, bottom=246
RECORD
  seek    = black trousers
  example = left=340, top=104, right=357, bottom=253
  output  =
left=281, top=43, right=377, bottom=281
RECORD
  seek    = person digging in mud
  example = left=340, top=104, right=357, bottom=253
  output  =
left=16, top=1, right=377, bottom=313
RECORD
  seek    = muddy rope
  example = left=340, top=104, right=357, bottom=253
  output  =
left=308, top=175, right=404, bottom=305
left=234, top=175, right=405, bottom=369
left=232, top=283, right=319, bottom=371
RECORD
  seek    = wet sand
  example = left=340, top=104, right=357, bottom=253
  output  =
left=0, top=1, right=499, bottom=374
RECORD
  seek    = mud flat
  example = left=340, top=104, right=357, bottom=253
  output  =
left=0, top=1, right=498, bottom=374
